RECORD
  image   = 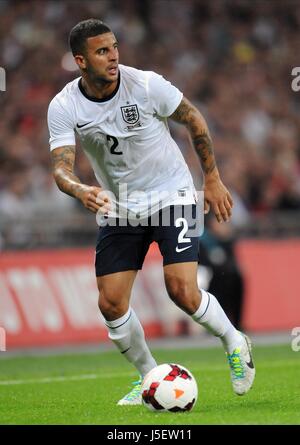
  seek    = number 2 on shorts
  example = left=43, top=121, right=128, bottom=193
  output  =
left=175, top=217, right=191, bottom=244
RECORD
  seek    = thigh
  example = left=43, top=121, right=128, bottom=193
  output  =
left=97, top=270, right=137, bottom=301
left=164, top=261, right=199, bottom=280
left=152, top=205, right=200, bottom=266
left=163, top=262, right=200, bottom=314
left=95, top=223, right=151, bottom=276
left=164, top=261, right=199, bottom=290
left=97, top=270, right=138, bottom=320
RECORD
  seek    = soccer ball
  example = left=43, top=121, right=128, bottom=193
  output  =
left=141, top=363, right=198, bottom=412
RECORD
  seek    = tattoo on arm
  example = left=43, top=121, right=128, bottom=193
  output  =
left=192, top=132, right=216, bottom=175
left=170, top=97, right=217, bottom=176
left=170, top=98, right=194, bottom=125
left=51, top=145, right=83, bottom=199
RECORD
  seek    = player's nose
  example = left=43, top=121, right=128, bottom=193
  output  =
left=109, top=48, right=118, bottom=61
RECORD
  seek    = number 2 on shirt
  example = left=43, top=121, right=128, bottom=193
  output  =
left=106, top=135, right=122, bottom=155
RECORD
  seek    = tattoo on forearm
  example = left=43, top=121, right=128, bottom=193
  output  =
left=171, top=97, right=217, bottom=175
left=192, top=133, right=216, bottom=175
left=51, top=146, right=83, bottom=198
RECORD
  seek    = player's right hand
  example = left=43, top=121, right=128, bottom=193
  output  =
left=77, top=185, right=111, bottom=214
left=203, top=177, right=233, bottom=223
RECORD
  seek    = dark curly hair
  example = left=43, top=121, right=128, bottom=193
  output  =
left=69, top=18, right=112, bottom=56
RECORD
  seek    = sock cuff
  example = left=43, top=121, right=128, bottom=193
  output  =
left=104, top=307, right=132, bottom=329
left=191, top=289, right=210, bottom=321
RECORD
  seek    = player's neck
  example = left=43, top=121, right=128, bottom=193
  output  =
left=81, top=75, right=119, bottom=100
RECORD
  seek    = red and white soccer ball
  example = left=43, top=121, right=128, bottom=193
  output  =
left=141, top=363, right=198, bottom=412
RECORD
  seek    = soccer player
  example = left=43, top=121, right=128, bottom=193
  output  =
left=47, top=19, right=255, bottom=405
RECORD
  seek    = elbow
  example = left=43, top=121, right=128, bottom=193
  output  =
left=52, top=168, right=64, bottom=191
left=52, top=168, right=59, bottom=184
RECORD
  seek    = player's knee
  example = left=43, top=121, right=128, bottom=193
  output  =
left=165, top=277, right=200, bottom=314
left=98, top=293, right=128, bottom=321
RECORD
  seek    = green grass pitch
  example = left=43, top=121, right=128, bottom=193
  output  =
left=0, top=343, right=299, bottom=425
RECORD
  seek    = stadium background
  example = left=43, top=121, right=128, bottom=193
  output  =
left=0, top=0, right=300, bottom=350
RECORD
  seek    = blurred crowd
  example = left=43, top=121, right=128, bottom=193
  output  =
left=1, top=0, right=300, bottom=244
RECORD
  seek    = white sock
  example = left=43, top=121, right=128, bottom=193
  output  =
left=104, top=307, right=157, bottom=378
left=192, top=289, right=244, bottom=354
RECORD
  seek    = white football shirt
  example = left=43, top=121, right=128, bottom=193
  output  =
left=47, top=64, right=196, bottom=218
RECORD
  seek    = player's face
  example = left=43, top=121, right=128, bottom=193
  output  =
left=81, top=33, right=119, bottom=84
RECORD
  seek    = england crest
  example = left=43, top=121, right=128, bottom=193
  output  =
left=121, top=104, right=140, bottom=125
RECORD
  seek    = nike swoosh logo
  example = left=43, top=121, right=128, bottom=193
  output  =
left=175, top=245, right=192, bottom=253
left=245, top=337, right=255, bottom=369
left=121, top=347, right=131, bottom=354
left=246, top=358, right=254, bottom=369
left=76, top=121, right=93, bottom=128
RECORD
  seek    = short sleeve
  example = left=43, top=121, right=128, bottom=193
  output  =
left=148, top=71, right=183, bottom=118
left=47, top=97, right=76, bottom=150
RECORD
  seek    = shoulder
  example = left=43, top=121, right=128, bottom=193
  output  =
left=119, top=65, right=171, bottom=101
left=119, top=64, right=147, bottom=81
left=48, top=77, right=80, bottom=112
left=119, top=64, right=157, bottom=89
left=47, top=79, right=80, bottom=129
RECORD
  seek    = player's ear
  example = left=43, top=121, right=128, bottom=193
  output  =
left=74, top=54, right=86, bottom=70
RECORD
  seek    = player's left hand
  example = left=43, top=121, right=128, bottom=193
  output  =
left=203, top=177, right=233, bottom=223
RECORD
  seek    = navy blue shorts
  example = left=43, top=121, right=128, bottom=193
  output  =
left=95, top=205, right=200, bottom=276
